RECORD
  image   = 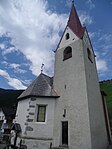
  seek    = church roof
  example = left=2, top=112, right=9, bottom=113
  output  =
left=67, top=1, right=85, bottom=38
left=56, top=1, right=85, bottom=51
left=18, top=73, right=59, bottom=100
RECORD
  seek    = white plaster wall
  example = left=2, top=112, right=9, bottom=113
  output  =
left=26, top=97, right=56, bottom=139
left=53, top=37, right=92, bottom=149
left=82, top=30, right=108, bottom=149
left=58, top=27, right=79, bottom=49
left=15, top=97, right=56, bottom=149
left=53, top=27, right=108, bottom=149
left=16, top=97, right=56, bottom=140
left=0, top=109, right=5, bottom=120
left=23, top=138, right=52, bottom=149
left=15, top=98, right=30, bottom=134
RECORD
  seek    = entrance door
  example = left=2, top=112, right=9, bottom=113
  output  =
left=62, top=121, right=68, bottom=145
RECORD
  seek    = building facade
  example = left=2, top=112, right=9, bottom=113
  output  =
left=14, top=2, right=110, bottom=149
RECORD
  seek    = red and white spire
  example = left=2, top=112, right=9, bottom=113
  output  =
left=67, top=1, right=85, bottom=38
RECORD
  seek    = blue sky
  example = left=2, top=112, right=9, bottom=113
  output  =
left=0, top=0, right=112, bottom=89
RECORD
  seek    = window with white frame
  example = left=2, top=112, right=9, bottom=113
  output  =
left=37, top=105, right=46, bottom=122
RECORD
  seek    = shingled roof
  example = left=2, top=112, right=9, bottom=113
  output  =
left=18, top=73, right=59, bottom=100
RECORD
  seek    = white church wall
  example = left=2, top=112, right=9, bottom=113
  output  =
left=23, top=139, right=52, bottom=149
left=15, top=97, right=56, bottom=149
left=58, top=27, right=79, bottom=49
left=53, top=38, right=92, bottom=149
left=25, top=97, right=55, bottom=139
left=15, top=98, right=30, bottom=134
left=82, top=31, right=108, bottom=149
left=53, top=25, right=109, bottom=149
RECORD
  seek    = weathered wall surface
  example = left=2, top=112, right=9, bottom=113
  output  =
left=82, top=31, right=108, bottom=149
left=15, top=97, right=56, bottom=149
left=22, top=139, right=52, bottom=149
left=25, top=97, right=55, bottom=139
left=15, top=98, right=30, bottom=134
left=53, top=27, right=92, bottom=149
left=53, top=26, right=108, bottom=149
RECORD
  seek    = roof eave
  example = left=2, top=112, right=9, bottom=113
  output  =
left=18, top=95, right=60, bottom=101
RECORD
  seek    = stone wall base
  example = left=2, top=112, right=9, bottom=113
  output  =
left=20, top=138, right=53, bottom=149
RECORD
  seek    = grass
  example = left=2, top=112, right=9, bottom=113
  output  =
left=100, top=80, right=112, bottom=127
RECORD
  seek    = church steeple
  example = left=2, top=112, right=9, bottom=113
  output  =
left=67, top=1, right=84, bottom=38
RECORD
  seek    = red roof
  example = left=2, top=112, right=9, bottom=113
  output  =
left=67, top=2, right=85, bottom=38
left=55, top=2, right=85, bottom=51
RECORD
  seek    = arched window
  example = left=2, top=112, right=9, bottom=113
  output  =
left=87, top=48, right=93, bottom=63
left=63, top=46, right=72, bottom=61
left=66, top=33, right=70, bottom=40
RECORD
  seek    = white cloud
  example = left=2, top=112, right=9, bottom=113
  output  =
left=0, top=0, right=67, bottom=76
left=9, top=63, right=20, bottom=69
left=2, top=47, right=17, bottom=55
left=99, top=34, right=112, bottom=42
left=14, top=68, right=27, bottom=74
left=95, top=52, right=107, bottom=72
left=21, top=79, right=32, bottom=86
left=1, top=61, right=8, bottom=66
left=96, top=59, right=107, bottom=72
left=98, top=34, right=112, bottom=50
left=66, top=0, right=71, bottom=8
left=0, top=69, right=27, bottom=89
left=10, top=63, right=27, bottom=74
left=0, top=43, right=5, bottom=49
left=1, top=61, right=27, bottom=74
left=86, top=0, right=95, bottom=9
left=88, top=32, right=95, bottom=39
left=0, top=0, right=94, bottom=78
left=79, top=11, right=93, bottom=25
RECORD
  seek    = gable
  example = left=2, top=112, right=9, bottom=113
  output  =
left=57, top=26, right=79, bottom=50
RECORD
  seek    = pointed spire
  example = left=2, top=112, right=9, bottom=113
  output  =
left=67, top=1, right=85, bottom=38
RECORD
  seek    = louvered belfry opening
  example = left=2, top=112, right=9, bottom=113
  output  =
left=63, top=46, right=72, bottom=61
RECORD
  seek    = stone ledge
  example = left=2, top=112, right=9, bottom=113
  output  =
left=20, top=135, right=53, bottom=141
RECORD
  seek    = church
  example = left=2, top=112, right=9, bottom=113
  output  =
left=14, top=1, right=111, bottom=149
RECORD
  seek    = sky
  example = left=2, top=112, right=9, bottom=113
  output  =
left=0, top=0, right=112, bottom=90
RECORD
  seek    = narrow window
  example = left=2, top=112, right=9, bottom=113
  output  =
left=63, top=46, right=72, bottom=61
left=66, top=33, right=70, bottom=40
left=37, top=105, right=46, bottom=122
left=87, top=48, right=93, bottom=63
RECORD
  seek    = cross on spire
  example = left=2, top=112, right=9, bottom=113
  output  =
left=41, top=64, right=44, bottom=73
left=72, top=0, right=74, bottom=4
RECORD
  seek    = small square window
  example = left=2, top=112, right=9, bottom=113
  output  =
left=37, top=105, right=46, bottom=122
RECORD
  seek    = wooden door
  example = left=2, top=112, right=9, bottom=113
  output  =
left=62, top=121, right=68, bottom=145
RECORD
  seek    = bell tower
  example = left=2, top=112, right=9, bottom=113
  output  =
left=53, top=1, right=109, bottom=149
